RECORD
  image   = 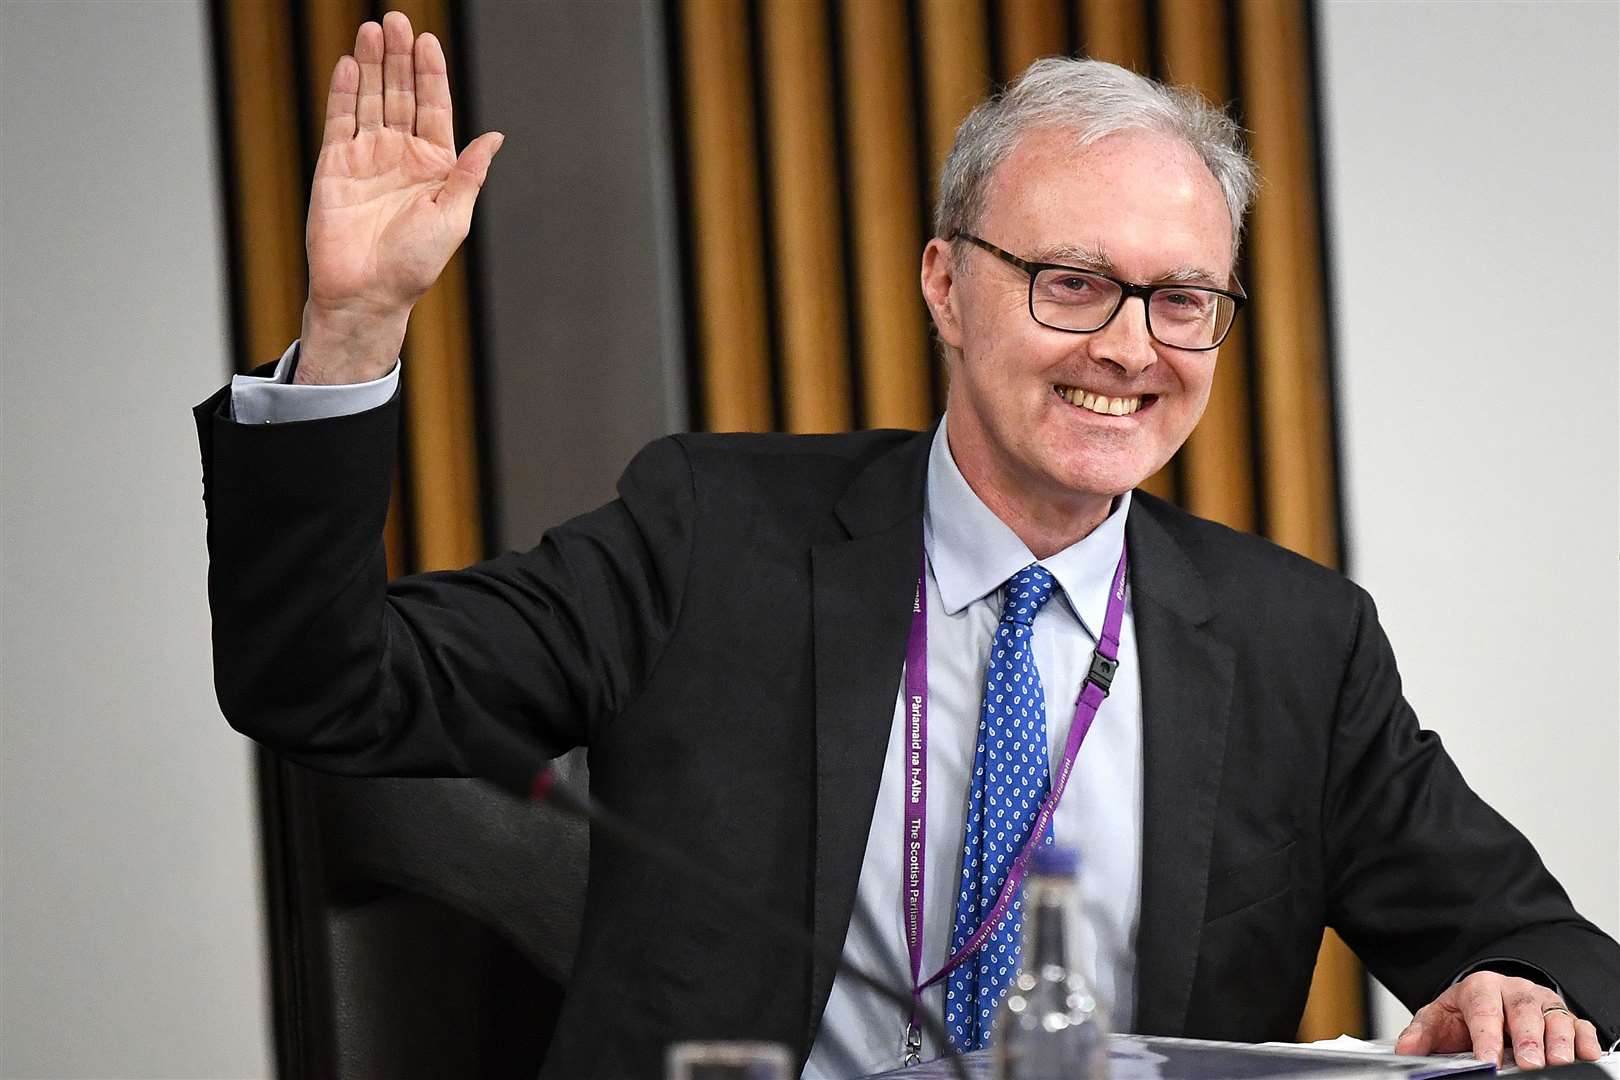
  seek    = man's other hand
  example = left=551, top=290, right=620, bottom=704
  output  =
left=1395, top=971, right=1602, bottom=1069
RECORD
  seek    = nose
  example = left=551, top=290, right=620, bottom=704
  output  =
left=1084, top=295, right=1157, bottom=378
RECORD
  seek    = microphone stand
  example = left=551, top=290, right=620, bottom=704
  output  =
left=530, top=768, right=971, bottom=1080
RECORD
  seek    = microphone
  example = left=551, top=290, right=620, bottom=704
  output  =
left=527, top=765, right=972, bottom=1080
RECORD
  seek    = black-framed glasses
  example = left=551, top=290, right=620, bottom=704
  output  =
left=955, top=233, right=1247, bottom=351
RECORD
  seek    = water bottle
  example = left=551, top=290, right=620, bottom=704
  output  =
left=992, top=845, right=1110, bottom=1080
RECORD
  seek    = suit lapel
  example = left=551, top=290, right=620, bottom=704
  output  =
left=804, top=431, right=932, bottom=1048
left=1126, top=499, right=1236, bottom=1035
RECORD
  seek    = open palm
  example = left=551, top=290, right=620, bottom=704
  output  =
left=306, top=13, right=502, bottom=319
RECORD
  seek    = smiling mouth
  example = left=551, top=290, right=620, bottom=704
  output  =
left=1053, top=383, right=1156, bottom=416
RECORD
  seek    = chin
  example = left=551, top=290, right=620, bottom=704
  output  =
left=1028, top=434, right=1170, bottom=500
left=1035, top=455, right=1153, bottom=503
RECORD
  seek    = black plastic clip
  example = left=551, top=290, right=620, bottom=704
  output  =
left=1086, top=652, right=1118, bottom=695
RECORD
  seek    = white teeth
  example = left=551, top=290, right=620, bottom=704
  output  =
left=1056, top=385, right=1144, bottom=416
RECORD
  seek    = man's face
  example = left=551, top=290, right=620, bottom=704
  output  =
left=922, top=127, right=1234, bottom=511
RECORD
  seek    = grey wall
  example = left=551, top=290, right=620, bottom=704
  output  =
left=1, top=2, right=272, bottom=1076
left=1318, top=0, right=1619, bottom=1035
left=465, top=0, right=687, bottom=550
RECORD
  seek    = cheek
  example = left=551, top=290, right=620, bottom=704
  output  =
left=1169, top=354, right=1218, bottom=414
left=958, top=284, right=1046, bottom=367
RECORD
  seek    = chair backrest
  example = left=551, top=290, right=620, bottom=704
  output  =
left=259, top=750, right=590, bottom=1078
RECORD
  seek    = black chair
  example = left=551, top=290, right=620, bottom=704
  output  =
left=259, top=750, right=590, bottom=1078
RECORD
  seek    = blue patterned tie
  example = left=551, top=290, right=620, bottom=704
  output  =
left=944, top=564, right=1057, bottom=1051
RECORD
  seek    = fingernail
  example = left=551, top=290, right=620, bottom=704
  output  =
left=1520, top=1047, right=1542, bottom=1068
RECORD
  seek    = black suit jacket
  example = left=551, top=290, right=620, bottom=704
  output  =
left=195, top=380, right=1620, bottom=1078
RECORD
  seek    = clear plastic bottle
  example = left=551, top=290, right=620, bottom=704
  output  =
left=992, top=845, right=1110, bottom=1080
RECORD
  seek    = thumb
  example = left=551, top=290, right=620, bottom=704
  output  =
left=438, top=131, right=506, bottom=235
left=1395, top=1017, right=1431, bottom=1056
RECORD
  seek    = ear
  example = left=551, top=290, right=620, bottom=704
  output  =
left=920, top=238, right=965, bottom=351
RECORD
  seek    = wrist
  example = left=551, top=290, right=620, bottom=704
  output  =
left=296, top=301, right=409, bottom=385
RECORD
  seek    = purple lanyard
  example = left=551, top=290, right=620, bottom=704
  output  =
left=900, top=541, right=1129, bottom=1048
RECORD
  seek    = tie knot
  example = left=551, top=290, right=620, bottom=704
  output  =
left=1000, top=564, right=1056, bottom=625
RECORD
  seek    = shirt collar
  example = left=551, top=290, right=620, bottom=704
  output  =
left=923, top=415, right=1131, bottom=643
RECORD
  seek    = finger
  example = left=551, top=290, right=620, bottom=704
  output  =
left=1458, top=983, right=1506, bottom=1066
left=321, top=55, right=359, bottom=146
left=381, top=10, right=415, bottom=132
left=1542, top=1008, right=1576, bottom=1066
left=413, top=31, right=454, bottom=151
left=354, top=20, right=383, bottom=131
left=1398, top=1005, right=1472, bottom=1056
left=437, top=131, right=506, bottom=235
left=1573, top=1019, right=1602, bottom=1062
left=1502, top=989, right=1545, bottom=1068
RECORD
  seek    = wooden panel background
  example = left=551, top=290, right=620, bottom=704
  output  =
left=670, top=0, right=1360, bottom=1041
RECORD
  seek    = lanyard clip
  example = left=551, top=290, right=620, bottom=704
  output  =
left=1086, top=651, right=1118, bottom=695
left=903, top=1021, right=922, bottom=1067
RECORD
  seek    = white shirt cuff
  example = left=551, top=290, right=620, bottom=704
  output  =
left=229, top=340, right=401, bottom=424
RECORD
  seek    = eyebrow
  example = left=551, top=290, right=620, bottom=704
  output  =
left=1154, top=265, right=1224, bottom=287
left=1028, top=242, right=1113, bottom=271
left=1028, top=245, right=1223, bottom=288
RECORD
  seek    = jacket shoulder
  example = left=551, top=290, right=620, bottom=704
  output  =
left=1132, top=489, right=1367, bottom=614
left=620, top=429, right=926, bottom=520
left=670, top=428, right=922, bottom=471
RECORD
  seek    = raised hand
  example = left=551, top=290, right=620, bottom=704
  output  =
left=297, top=10, right=504, bottom=385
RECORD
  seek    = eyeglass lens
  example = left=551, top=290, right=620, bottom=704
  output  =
left=1031, top=267, right=1236, bottom=349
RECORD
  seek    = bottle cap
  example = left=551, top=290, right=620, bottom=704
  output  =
left=1030, top=844, right=1080, bottom=877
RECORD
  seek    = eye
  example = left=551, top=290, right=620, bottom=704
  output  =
left=1152, top=288, right=1217, bottom=322
left=1035, top=268, right=1110, bottom=302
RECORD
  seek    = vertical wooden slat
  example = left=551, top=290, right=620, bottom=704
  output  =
left=999, top=0, right=1068, bottom=80
left=1077, top=0, right=1149, bottom=72
left=918, top=0, right=991, bottom=410
left=1238, top=0, right=1337, bottom=568
left=222, top=0, right=306, bottom=371
left=760, top=0, right=852, bottom=433
left=681, top=0, right=773, bottom=431
left=919, top=0, right=992, bottom=184
left=1299, top=931, right=1366, bottom=1040
left=389, top=0, right=483, bottom=570
left=303, top=0, right=407, bottom=579
left=840, top=0, right=932, bottom=430
left=1239, top=0, right=1359, bottom=1040
left=401, top=246, right=482, bottom=571
left=1159, top=0, right=1255, bottom=533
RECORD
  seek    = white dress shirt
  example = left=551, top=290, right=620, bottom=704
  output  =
left=228, top=339, right=398, bottom=423
left=231, top=357, right=1144, bottom=1079
left=803, top=419, right=1144, bottom=1079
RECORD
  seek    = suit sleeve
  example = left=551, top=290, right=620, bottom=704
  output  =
left=192, top=374, right=694, bottom=794
left=1321, top=587, right=1620, bottom=1044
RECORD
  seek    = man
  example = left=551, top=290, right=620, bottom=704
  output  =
left=195, top=11, right=1619, bottom=1079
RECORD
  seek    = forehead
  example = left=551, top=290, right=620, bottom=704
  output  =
left=979, top=126, right=1234, bottom=277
